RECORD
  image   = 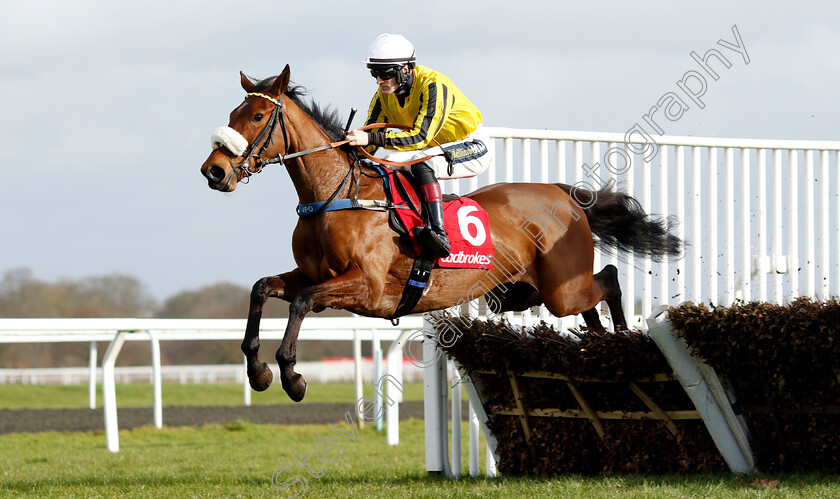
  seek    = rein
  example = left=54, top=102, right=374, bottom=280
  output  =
left=233, top=91, right=439, bottom=175
left=353, top=123, right=440, bottom=168
left=227, top=92, right=444, bottom=215
left=239, top=92, right=352, bottom=170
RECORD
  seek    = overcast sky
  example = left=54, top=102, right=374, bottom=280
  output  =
left=1, top=1, right=838, bottom=301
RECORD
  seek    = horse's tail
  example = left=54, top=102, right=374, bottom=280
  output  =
left=556, top=183, right=682, bottom=262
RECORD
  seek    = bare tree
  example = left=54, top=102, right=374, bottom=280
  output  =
left=0, top=269, right=157, bottom=367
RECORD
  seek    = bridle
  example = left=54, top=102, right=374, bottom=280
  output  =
left=217, top=91, right=442, bottom=182
left=214, top=91, right=445, bottom=220
left=242, top=93, right=289, bottom=168
left=217, top=91, right=370, bottom=185
left=213, top=92, right=452, bottom=220
left=215, top=92, right=291, bottom=183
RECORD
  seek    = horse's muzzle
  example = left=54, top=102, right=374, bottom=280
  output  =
left=202, top=163, right=235, bottom=192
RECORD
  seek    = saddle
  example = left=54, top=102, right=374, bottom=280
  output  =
left=295, top=162, right=495, bottom=320
left=373, top=165, right=495, bottom=269
left=296, top=163, right=495, bottom=268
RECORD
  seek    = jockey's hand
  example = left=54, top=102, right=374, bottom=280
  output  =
left=345, top=130, right=369, bottom=147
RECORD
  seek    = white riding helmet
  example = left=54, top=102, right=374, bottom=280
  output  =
left=364, top=33, right=416, bottom=67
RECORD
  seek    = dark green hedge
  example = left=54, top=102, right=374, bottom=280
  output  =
left=433, top=298, right=840, bottom=475
left=669, top=298, right=840, bottom=472
left=432, top=314, right=726, bottom=475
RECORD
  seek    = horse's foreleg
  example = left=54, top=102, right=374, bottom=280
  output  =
left=243, top=269, right=310, bottom=392
left=593, top=264, right=627, bottom=331
left=277, top=268, right=371, bottom=402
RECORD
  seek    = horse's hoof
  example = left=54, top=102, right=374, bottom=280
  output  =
left=283, top=373, right=308, bottom=403
left=248, top=362, right=273, bottom=391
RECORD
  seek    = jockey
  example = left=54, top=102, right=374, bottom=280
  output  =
left=346, top=33, right=494, bottom=258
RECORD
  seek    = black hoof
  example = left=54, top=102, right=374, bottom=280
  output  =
left=282, top=372, right=308, bottom=402
left=247, top=362, right=273, bottom=391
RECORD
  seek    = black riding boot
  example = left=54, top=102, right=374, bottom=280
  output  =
left=418, top=198, right=450, bottom=257
left=411, top=163, right=451, bottom=258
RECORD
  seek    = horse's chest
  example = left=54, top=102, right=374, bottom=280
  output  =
left=293, top=222, right=368, bottom=280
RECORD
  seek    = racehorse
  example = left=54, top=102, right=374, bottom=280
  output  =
left=200, top=65, right=681, bottom=402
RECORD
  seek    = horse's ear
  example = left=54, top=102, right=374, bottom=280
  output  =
left=269, top=64, right=291, bottom=96
left=240, top=71, right=255, bottom=92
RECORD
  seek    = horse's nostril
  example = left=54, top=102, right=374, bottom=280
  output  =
left=207, top=165, right=226, bottom=182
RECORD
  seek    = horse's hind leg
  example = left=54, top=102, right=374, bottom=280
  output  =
left=593, top=264, right=627, bottom=331
left=581, top=308, right=606, bottom=333
left=243, top=269, right=310, bottom=392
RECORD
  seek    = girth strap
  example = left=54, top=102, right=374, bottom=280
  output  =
left=296, top=198, right=398, bottom=217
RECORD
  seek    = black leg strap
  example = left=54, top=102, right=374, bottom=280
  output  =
left=390, top=250, right=435, bottom=321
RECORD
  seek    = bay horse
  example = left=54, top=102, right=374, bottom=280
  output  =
left=200, top=65, right=681, bottom=402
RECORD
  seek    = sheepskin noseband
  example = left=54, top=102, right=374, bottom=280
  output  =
left=211, top=126, right=248, bottom=157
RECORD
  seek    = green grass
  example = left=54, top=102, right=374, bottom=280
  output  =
left=1, top=420, right=838, bottom=498
left=2, top=383, right=839, bottom=497
left=0, top=382, right=425, bottom=410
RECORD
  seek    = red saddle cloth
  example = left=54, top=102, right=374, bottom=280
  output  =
left=388, top=170, right=495, bottom=269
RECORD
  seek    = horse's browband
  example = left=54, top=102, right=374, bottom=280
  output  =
left=246, top=92, right=282, bottom=106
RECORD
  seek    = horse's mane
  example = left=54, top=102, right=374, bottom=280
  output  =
left=251, top=75, right=345, bottom=141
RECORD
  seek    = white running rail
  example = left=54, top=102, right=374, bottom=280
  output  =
left=0, top=316, right=424, bottom=452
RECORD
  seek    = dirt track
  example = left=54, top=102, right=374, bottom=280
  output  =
left=0, top=401, right=429, bottom=434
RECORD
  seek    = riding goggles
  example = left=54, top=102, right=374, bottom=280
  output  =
left=369, top=65, right=401, bottom=80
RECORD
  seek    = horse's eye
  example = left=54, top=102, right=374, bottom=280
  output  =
left=252, top=113, right=264, bottom=122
